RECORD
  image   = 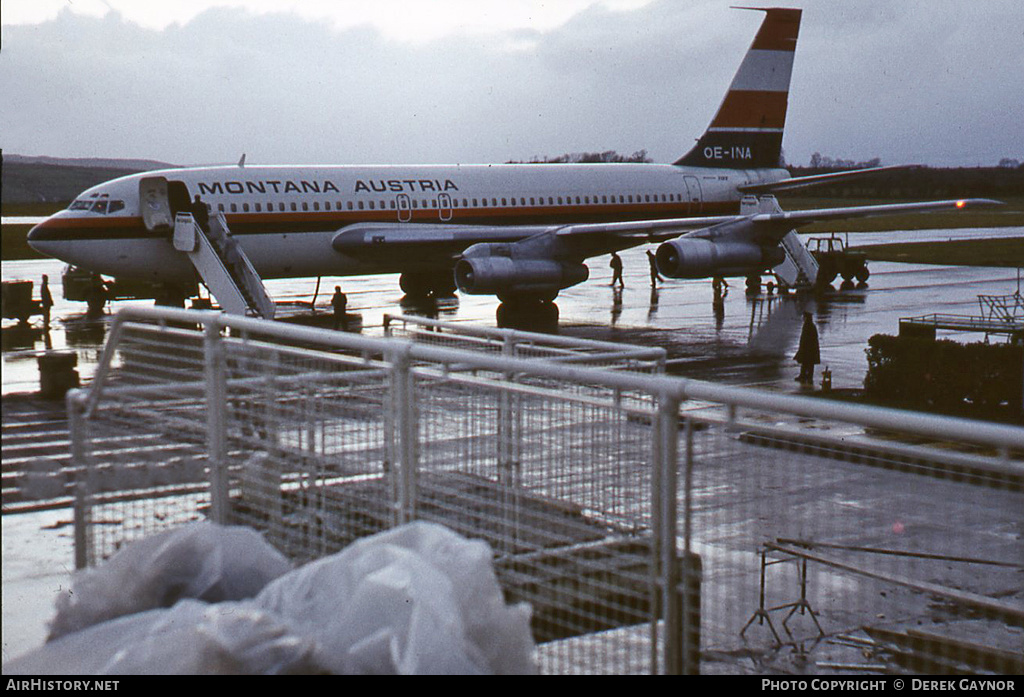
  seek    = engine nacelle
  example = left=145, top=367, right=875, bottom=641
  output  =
left=655, top=238, right=784, bottom=279
left=454, top=253, right=588, bottom=300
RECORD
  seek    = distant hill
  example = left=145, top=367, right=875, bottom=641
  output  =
left=2, top=153, right=180, bottom=205
left=5, top=154, right=180, bottom=171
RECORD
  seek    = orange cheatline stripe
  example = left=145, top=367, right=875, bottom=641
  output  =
left=32, top=200, right=743, bottom=240
left=710, top=90, right=789, bottom=129
left=750, top=9, right=801, bottom=52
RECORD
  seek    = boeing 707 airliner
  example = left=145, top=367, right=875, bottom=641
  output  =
left=27, top=8, right=996, bottom=306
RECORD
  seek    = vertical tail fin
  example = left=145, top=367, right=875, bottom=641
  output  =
left=675, top=7, right=801, bottom=169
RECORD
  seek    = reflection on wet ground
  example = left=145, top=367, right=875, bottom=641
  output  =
left=3, top=229, right=1022, bottom=669
left=3, top=228, right=1022, bottom=395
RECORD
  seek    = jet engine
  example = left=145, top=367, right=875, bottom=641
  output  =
left=454, top=242, right=588, bottom=302
left=655, top=238, right=784, bottom=279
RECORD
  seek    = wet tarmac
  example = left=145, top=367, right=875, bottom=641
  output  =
left=3, top=227, right=1022, bottom=397
left=2, top=226, right=1022, bottom=669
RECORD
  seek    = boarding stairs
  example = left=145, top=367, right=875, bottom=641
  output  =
left=172, top=211, right=276, bottom=318
left=774, top=230, right=820, bottom=289
left=740, top=195, right=819, bottom=289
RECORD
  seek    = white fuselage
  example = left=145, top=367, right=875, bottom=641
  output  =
left=29, top=163, right=789, bottom=283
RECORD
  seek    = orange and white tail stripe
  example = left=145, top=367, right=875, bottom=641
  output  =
left=676, top=7, right=801, bottom=169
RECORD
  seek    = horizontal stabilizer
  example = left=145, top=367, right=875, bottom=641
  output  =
left=738, top=165, right=922, bottom=194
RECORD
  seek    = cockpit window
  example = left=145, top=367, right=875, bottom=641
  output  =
left=68, top=197, right=125, bottom=214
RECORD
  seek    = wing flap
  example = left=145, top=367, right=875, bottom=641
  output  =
left=331, top=222, right=548, bottom=256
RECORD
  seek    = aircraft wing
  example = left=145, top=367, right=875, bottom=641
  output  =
left=722, top=197, right=1003, bottom=243
left=554, top=198, right=1003, bottom=245
left=332, top=198, right=1001, bottom=259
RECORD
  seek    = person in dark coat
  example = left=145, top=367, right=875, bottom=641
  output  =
left=646, top=250, right=662, bottom=287
left=40, top=274, right=54, bottom=329
left=609, top=252, right=624, bottom=289
left=794, top=312, right=820, bottom=383
left=191, top=195, right=210, bottom=233
left=331, top=286, right=348, bottom=330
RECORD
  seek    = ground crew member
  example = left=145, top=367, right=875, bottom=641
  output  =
left=646, top=250, right=662, bottom=287
left=40, top=274, right=54, bottom=329
left=610, top=252, right=624, bottom=289
left=331, top=286, right=348, bottom=330
left=794, top=311, right=820, bottom=384
left=86, top=275, right=110, bottom=318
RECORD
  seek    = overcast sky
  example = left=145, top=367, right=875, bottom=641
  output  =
left=2, top=0, right=1022, bottom=168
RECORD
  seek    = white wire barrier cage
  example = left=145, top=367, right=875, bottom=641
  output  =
left=64, top=307, right=1023, bottom=675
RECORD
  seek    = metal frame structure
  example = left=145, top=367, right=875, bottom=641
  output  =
left=65, top=306, right=1024, bottom=674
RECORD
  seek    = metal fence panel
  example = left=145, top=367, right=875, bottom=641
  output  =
left=65, top=307, right=1023, bottom=675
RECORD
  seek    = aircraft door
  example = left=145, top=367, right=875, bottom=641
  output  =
left=167, top=181, right=192, bottom=216
left=139, top=176, right=173, bottom=231
left=396, top=194, right=412, bottom=222
left=438, top=193, right=453, bottom=221
left=684, top=176, right=702, bottom=214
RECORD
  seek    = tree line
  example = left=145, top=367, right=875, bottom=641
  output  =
left=786, top=164, right=1024, bottom=199
left=509, top=150, right=653, bottom=164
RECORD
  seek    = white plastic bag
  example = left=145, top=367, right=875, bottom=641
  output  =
left=256, top=521, right=536, bottom=674
left=48, top=523, right=291, bottom=641
left=8, top=521, right=535, bottom=674
left=7, top=600, right=320, bottom=675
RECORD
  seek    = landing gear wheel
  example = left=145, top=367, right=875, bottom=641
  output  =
left=400, top=272, right=457, bottom=298
left=400, top=272, right=431, bottom=298
left=433, top=274, right=458, bottom=297
left=745, top=275, right=761, bottom=295
left=497, top=299, right=559, bottom=329
left=497, top=290, right=559, bottom=306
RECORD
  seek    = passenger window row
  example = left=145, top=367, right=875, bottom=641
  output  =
left=211, top=192, right=689, bottom=214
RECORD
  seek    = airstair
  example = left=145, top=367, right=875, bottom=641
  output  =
left=741, top=195, right=819, bottom=289
left=140, top=176, right=275, bottom=318
left=774, top=230, right=820, bottom=289
left=172, top=212, right=276, bottom=318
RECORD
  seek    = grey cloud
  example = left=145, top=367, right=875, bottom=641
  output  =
left=2, top=0, right=1021, bottom=167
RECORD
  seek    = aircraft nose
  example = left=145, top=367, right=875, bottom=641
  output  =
left=27, top=218, right=62, bottom=255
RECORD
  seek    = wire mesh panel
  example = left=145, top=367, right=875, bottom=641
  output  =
left=682, top=404, right=1024, bottom=676
left=217, top=336, right=393, bottom=564
left=383, top=313, right=667, bottom=373
left=67, top=307, right=1024, bottom=675
left=73, top=321, right=212, bottom=565
left=410, top=369, right=662, bottom=673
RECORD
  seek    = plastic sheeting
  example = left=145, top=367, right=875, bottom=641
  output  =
left=6, top=521, right=536, bottom=675
left=6, top=601, right=319, bottom=675
left=47, top=522, right=292, bottom=641
left=256, top=521, right=536, bottom=674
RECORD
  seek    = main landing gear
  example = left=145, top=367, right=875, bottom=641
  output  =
left=399, top=271, right=457, bottom=299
